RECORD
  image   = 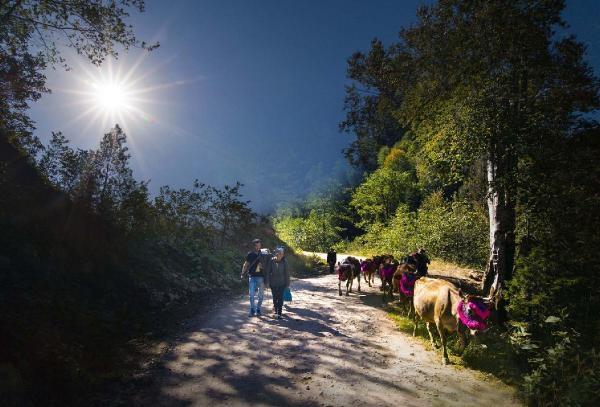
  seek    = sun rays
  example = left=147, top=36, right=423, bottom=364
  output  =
left=59, top=55, right=160, bottom=136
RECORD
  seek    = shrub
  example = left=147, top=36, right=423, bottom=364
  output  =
left=359, top=191, right=488, bottom=268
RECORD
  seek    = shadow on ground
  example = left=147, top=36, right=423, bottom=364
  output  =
left=118, top=275, right=518, bottom=406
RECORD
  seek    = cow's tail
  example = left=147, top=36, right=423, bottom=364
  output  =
left=447, top=287, right=454, bottom=315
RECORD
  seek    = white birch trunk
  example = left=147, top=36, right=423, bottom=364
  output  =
left=483, top=156, right=514, bottom=300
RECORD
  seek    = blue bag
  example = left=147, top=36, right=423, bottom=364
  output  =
left=283, top=287, right=292, bottom=302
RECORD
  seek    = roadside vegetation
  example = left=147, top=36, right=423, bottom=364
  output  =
left=275, top=1, right=600, bottom=405
left=0, top=125, right=265, bottom=404
left=0, top=2, right=308, bottom=405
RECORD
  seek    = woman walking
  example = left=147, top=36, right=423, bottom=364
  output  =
left=267, top=247, right=290, bottom=319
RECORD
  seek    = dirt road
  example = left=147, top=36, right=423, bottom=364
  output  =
left=129, top=274, right=520, bottom=406
left=302, top=251, right=367, bottom=263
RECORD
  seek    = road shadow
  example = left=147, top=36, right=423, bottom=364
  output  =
left=118, top=274, right=517, bottom=406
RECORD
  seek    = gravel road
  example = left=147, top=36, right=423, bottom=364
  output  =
left=130, top=274, right=520, bottom=406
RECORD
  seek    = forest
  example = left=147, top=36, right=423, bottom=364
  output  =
left=0, top=1, right=288, bottom=404
left=274, top=1, right=600, bottom=404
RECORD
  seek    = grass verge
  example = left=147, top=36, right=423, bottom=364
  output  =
left=386, top=303, right=524, bottom=387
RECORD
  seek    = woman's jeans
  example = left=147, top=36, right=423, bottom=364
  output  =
left=271, top=285, right=285, bottom=315
left=248, top=276, right=264, bottom=313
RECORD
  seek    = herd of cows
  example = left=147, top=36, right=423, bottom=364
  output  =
left=334, top=255, right=494, bottom=364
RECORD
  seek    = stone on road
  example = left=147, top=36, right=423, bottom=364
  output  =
left=131, top=275, right=520, bottom=406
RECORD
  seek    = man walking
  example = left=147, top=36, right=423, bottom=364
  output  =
left=241, top=238, right=268, bottom=316
left=414, top=248, right=431, bottom=277
left=326, top=248, right=337, bottom=274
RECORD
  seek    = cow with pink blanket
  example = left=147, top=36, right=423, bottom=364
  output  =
left=392, top=262, right=418, bottom=317
left=336, top=257, right=362, bottom=296
left=379, top=257, right=397, bottom=303
left=360, top=258, right=377, bottom=287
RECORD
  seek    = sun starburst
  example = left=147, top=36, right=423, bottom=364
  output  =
left=54, top=52, right=193, bottom=140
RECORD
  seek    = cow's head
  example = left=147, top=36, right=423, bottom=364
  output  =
left=457, top=293, right=495, bottom=336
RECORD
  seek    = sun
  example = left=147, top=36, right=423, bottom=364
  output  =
left=59, top=56, right=164, bottom=135
left=92, top=80, right=131, bottom=113
left=56, top=54, right=196, bottom=146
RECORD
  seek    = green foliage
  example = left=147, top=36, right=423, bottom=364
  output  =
left=0, top=126, right=261, bottom=405
left=336, top=2, right=600, bottom=404
left=274, top=209, right=341, bottom=252
left=38, top=132, right=90, bottom=194
left=350, top=164, right=419, bottom=227
left=340, top=39, right=407, bottom=170
left=508, top=315, right=600, bottom=406
left=273, top=178, right=361, bottom=252
left=358, top=192, right=488, bottom=267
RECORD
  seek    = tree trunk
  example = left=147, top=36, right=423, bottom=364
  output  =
left=482, top=157, right=516, bottom=303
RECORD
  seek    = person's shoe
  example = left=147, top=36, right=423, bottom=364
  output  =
left=249, top=309, right=255, bottom=317
left=256, top=309, right=262, bottom=317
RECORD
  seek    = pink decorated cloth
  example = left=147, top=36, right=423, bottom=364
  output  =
left=457, top=299, right=491, bottom=331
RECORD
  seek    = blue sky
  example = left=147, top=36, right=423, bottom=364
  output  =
left=28, top=0, right=600, bottom=212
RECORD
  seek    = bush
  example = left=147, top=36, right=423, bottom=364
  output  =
left=358, top=191, right=488, bottom=267
left=509, top=315, right=600, bottom=406
left=273, top=209, right=341, bottom=252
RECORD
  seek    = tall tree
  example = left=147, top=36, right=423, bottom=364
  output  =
left=414, top=0, right=595, bottom=299
left=341, top=39, right=407, bottom=171
left=209, top=182, right=255, bottom=248
left=352, top=0, right=600, bottom=303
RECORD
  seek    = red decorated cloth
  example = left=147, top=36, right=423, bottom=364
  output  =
left=338, top=264, right=351, bottom=281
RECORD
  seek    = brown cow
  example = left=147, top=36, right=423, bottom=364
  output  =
left=412, top=277, right=493, bottom=364
left=379, top=257, right=397, bottom=303
left=377, top=254, right=395, bottom=291
left=336, top=261, right=354, bottom=296
left=345, top=256, right=362, bottom=293
left=392, top=263, right=417, bottom=317
left=360, top=258, right=377, bottom=287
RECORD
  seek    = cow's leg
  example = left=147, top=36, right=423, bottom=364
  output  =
left=413, top=312, right=419, bottom=337
left=436, top=322, right=449, bottom=364
left=357, top=273, right=361, bottom=292
left=407, top=299, right=414, bottom=319
left=346, top=278, right=351, bottom=296
left=457, top=323, right=468, bottom=354
left=425, top=322, right=438, bottom=348
left=338, top=279, right=342, bottom=296
left=348, top=274, right=353, bottom=293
